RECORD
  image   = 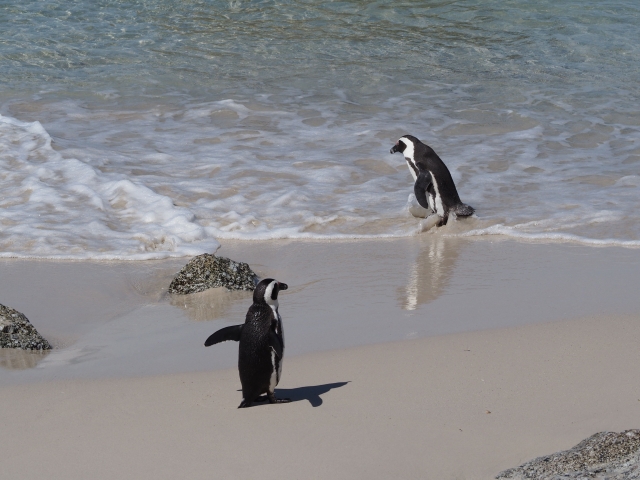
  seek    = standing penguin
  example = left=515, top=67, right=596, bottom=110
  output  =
left=391, top=134, right=474, bottom=227
left=204, top=278, right=291, bottom=408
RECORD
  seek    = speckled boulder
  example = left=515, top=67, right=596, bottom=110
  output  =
left=168, top=254, right=258, bottom=295
left=0, top=304, right=52, bottom=350
left=496, top=430, right=640, bottom=480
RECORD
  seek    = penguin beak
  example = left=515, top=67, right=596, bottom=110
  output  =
left=278, top=282, right=288, bottom=291
left=390, top=144, right=399, bottom=154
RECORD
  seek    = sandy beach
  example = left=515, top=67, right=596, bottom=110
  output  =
left=1, top=236, right=639, bottom=479
left=3, top=2, right=640, bottom=478
left=1, top=313, right=639, bottom=479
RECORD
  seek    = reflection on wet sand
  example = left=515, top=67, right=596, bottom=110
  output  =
left=169, top=287, right=253, bottom=322
left=0, top=348, right=51, bottom=370
left=399, top=237, right=462, bottom=310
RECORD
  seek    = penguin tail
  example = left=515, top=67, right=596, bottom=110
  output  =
left=454, top=203, right=475, bottom=217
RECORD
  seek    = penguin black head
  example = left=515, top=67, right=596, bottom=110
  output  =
left=390, top=134, right=422, bottom=155
left=253, top=278, right=288, bottom=305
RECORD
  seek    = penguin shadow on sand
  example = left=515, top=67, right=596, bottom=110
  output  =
left=398, top=237, right=461, bottom=310
left=238, top=381, right=350, bottom=408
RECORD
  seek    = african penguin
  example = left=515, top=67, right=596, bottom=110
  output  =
left=391, top=134, right=474, bottom=227
left=204, top=278, right=290, bottom=408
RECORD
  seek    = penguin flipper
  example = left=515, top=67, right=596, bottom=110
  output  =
left=204, top=325, right=243, bottom=347
left=269, top=330, right=284, bottom=359
left=414, top=172, right=432, bottom=211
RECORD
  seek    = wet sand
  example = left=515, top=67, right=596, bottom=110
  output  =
left=0, top=237, right=639, bottom=478
left=2, top=236, right=640, bottom=384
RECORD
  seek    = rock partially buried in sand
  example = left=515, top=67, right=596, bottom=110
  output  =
left=496, top=430, right=640, bottom=480
left=0, top=304, right=52, bottom=351
left=168, top=254, right=258, bottom=295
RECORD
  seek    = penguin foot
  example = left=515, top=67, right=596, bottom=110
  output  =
left=239, top=394, right=289, bottom=408
left=238, top=394, right=265, bottom=408
left=267, top=393, right=291, bottom=404
left=419, top=214, right=443, bottom=232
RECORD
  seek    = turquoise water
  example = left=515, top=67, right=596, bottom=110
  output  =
left=4, top=1, right=639, bottom=96
left=1, top=1, right=640, bottom=258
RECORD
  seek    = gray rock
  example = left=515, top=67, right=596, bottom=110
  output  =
left=0, top=304, right=52, bottom=350
left=496, top=430, right=640, bottom=480
left=168, top=254, right=257, bottom=295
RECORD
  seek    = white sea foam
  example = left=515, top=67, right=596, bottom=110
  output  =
left=0, top=114, right=220, bottom=259
left=3, top=82, right=640, bottom=259
left=458, top=225, right=640, bottom=248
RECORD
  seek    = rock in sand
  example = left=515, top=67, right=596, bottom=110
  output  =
left=496, top=430, right=640, bottom=479
left=0, top=304, right=52, bottom=350
left=168, top=254, right=257, bottom=295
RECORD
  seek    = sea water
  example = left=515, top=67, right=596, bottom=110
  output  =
left=1, top=0, right=640, bottom=259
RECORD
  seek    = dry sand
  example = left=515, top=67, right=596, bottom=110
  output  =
left=1, top=313, right=639, bottom=479
left=1, top=237, right=639, bottom=479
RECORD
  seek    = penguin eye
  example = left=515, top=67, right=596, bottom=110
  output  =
left=397, top=140, right=407, bottom=153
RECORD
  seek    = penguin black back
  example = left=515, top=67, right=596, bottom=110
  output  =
left=391, top=134, right=474, bottom=224
left=204, top=278, right=290, bottom=408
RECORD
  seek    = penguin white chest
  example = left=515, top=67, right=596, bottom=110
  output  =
left=269, top=348, right=278, bottom=392
left=427, top=193, right=435, bottom=212
left=402, top=142, right=418, bottom=181
left=430, top=172, right=445, bottom=216
left=405, top=158, right=418, bottom=181
left=269, top=306, right=283, bottom=393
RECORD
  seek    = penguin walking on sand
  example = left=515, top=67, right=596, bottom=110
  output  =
left=391, top=134, right=474, bottom=229
left=204, top=278, right=291, bottom=408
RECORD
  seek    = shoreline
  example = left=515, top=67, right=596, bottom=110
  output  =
left=1, top=312, right=639, bottom=479
left=1, top=236, right=640, bottom=385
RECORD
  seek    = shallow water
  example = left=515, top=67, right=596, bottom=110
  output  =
left=1, top=238, right=640, bottom=383
left=1, top=0, right=640, bottom=258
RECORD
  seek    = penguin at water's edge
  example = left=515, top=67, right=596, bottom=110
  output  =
left=205, top=278, right=290, bottom=408
left=391, top=135, right=474, bottom=227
